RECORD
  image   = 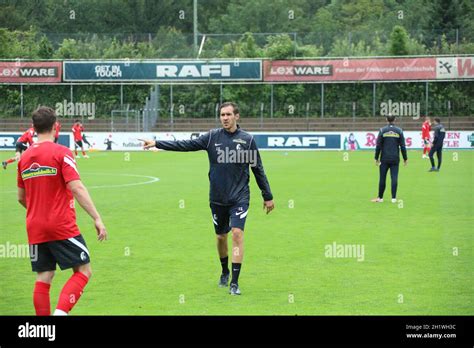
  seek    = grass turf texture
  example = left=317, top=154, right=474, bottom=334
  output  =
left=0, top=150, right=472, bottom=315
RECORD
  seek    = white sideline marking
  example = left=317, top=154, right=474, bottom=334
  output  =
left=1, top=173, right=160, bottom=193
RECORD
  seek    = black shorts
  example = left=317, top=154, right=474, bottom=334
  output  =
left=210, top=203, right=249, bottom=234
left=75, top=140, right=83, bottom=148
left=423, top=138, right=430, bottom=146
left=15, top=142, right=28, bottom=153
left=30, top=234, right=91, bottom=272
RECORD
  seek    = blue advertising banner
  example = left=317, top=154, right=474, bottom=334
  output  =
left=63, top=60, right=262, bottom=82
left=253, top=133, right=341, bottom=150
left=0, top=133, right=70, bottom=150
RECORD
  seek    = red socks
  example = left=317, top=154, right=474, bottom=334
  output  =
left=56, top=272, right=89, bottom=314
left=6, top=158, right=15, bottom=164
left=33, top=281, right=51, bottom=316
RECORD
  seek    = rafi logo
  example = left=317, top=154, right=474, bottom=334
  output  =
left=21, top=163, right=57, bottom=181
left=156, top=64, right=231, bottom=78
left=1, top=135, right=18, bottom=147
left=267, top=136, right=326, bottom=147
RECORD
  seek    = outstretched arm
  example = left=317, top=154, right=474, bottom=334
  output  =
left=140, top=132, right=211, bottom=152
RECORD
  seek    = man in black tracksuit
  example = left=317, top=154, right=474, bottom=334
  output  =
left=140, top=102, right=274, bottom=295
left=429, top=117, right=446, bottom=172
left=372, top=116, right=408, bottom=203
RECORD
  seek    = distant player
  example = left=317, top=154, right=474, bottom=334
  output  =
left=421, top=116, right=431, bottom=159
left=372, top=115, right=408, bottom=203
left=72, top=120, right=89, bottom=158
left=428, top=117, right=446, bottom=172
left=2, top=126, right=35, bottom=170
left=54, top=120, right=61, bottom=143
left=17, top=106, right=107, bottom=316
left=140, top=102, right=274, bottom=295
left=82, top=133, right=92, bottom=149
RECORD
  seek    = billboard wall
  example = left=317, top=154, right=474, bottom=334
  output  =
left=0, top=62, right=62, bottom=83
left=263, top=56, right=474, bottom=82
left=341, top=131, right=474, bottom=150
left=63, top=60, right=262, bottom=82
left=1, top=131, right=472, bottom=151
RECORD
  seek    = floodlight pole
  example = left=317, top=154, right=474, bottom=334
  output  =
left=193, top=0, right=198, bottom=54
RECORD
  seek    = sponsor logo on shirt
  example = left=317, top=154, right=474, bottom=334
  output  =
left=382, top=131, right=400, bottom=138
left=232, top=139, right=247, bottom=144
left=21, top=163, right=57, bottom=180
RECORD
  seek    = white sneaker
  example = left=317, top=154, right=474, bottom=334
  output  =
left=75, top=155, right=80, bottom=159
left=83, top=155, right=90, bottom=158
left=391, top=198, right=397, bottom=203
left=371, top=198, right=383, bottom=203
left=422, top=155, right=427, bottom=159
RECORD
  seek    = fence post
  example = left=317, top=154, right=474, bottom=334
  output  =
left=20, top=84, right=24, bottom=118
left=320, top=84, right=324, bottom=118
left=270, top=84, right=274, bottom=118
left=170, top=84, right=174, bottom=131
left=425, top=81, right=429, bottom=116
left=373, top=83, right=377, bottom=117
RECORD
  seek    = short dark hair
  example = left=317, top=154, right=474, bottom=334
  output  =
left=219, top=102, right=239, bottom=115
left=434, top=117, right=441, bottom=123
left=386, top=115, right=396, bottom=123
left=32, top=106, right=56, bottom=134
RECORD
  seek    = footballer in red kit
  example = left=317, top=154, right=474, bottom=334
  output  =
left=2, top=126, right=35, bottom=169
left=17, top=107, right=107, bottom=316
left=422, top=116, right=431, bottom=159
left=54, top=120, right=61, bottom=143
left=72, top=120, right=88, bottom=158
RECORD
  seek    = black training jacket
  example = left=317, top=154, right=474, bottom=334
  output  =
left=155, top=126, right=273, bottom=206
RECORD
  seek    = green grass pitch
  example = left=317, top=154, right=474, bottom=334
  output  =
left=0, top=149, right=472, bottom=315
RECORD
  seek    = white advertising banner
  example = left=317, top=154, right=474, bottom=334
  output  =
left=341, top=131, right=474, bottom=150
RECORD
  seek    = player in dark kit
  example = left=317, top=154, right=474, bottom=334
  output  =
left=372, top=115, right=408, bottom=203
left=140, top=102, right=274, bottom=295
left=428, top=117, right=446, bottom=172
left=17, top=107, right=107, bottom=315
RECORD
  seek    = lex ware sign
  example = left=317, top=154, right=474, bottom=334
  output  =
left=0, top=62, right=62, bottom=83
left=63, top=60, right=262, bottom=82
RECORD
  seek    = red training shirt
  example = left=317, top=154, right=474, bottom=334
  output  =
left=18, top=128, right=35, bottom=146
left=72, top=124, right=83, bottom=141
left=54, top=122, right=61, bottom=138
left=17, top=141, right=81, bottom=244
left=422, top=121, right=431, bottom=139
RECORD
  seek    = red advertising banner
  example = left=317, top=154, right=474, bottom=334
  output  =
left=0, top=61, right=62, bottom=83
left=264, top=58, right=438, bottom=82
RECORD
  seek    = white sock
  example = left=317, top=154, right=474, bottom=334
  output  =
left=53, top=309, right=68, bottom=316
